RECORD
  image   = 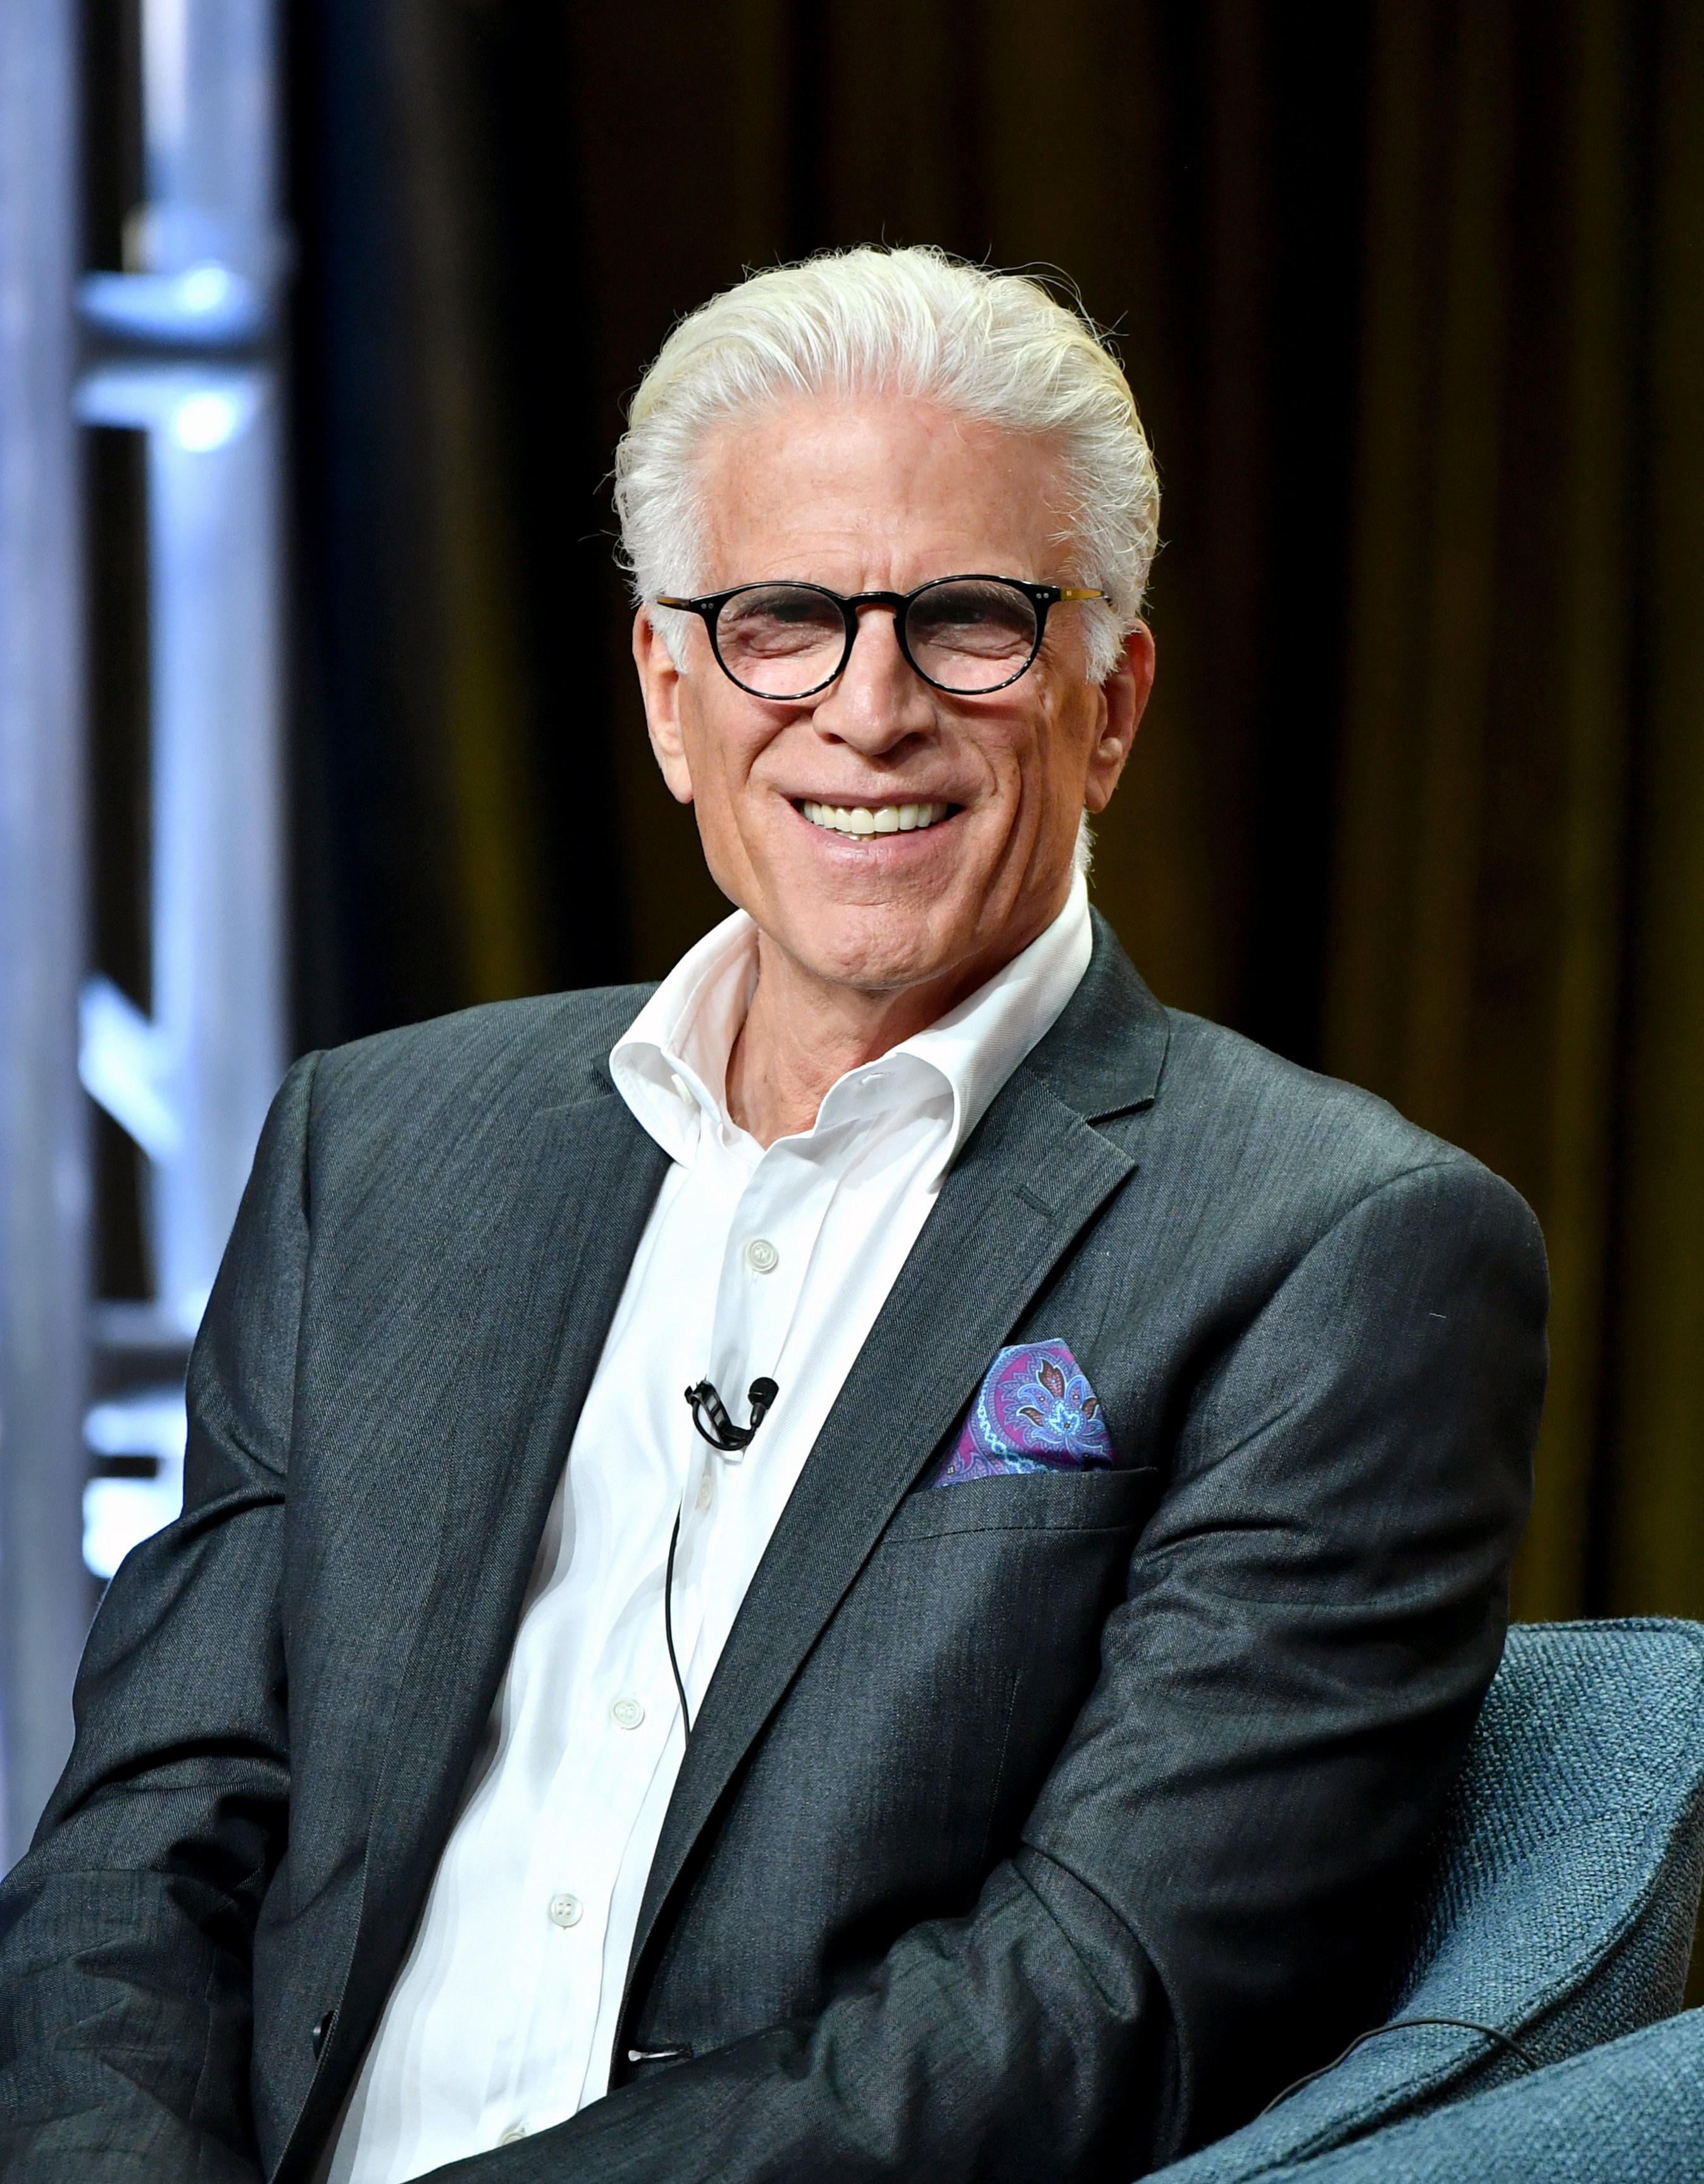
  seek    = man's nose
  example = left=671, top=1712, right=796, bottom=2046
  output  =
left=811, top=605, right=935, bottom=747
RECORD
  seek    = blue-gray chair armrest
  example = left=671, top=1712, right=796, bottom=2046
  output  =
left=1241, top=2007, right=1704, bottom=2183
left=1147, top=1620, right=1704, bottom=2183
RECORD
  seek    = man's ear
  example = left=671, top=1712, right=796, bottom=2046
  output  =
left=633, top=608, right=695, bottom=806
left=1083, top=621, right=1155, bottom=815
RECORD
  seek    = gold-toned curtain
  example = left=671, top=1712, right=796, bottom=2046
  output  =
left=1321, top=1, right=1704, bottom=1632
left=292, top=0, right=1704, bottom=1626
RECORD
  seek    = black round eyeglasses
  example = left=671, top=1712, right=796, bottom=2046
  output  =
left=654, top=574, right=1107, bottom=701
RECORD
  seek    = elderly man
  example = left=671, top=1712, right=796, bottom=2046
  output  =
left=0, top=250, right=1545, bottom=2184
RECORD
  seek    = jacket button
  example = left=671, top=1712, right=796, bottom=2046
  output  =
left=312, top=2009, right=337, bottom=2059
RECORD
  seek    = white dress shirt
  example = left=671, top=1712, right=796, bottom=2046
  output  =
left=328, top=873, right=1092, bottom=2182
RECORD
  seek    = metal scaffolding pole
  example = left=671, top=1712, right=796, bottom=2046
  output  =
left=0, top=0, right=89, bottom=1863
left=76, top=0, right=287, bottom=1582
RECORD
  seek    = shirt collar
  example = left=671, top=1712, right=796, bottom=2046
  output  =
left=610, top=869, right=1093, bottom=1177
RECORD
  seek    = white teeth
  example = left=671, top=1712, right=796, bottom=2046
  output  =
left=800, top=800, right=951, bottom=838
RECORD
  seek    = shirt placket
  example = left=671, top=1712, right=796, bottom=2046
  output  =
left=704, top=1135, right=851, bottom=1402
left=666, top=1134, right=853, bottom=1701
left=487, top=1563, right=688, bottom=2137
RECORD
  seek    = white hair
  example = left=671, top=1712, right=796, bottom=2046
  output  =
left=614, top=247, right=1159, bottom=682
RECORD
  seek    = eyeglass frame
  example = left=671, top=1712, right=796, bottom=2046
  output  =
left=654, top=573, right=1108, bottom=700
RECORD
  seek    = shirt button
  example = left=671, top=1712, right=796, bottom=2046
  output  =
left=744, top=1236, right=780, bottom=1274
left=695, top=1472, right=713, bottom=1510
left=498, top=2123, right=528, bottom=2145
left=611, top=1695, right=645, bottom=1730
left=548, top=1891, right=583, bottom=1928
left=670, top=1072, right=691, bottom=1105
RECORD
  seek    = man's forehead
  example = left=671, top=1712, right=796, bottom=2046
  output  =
left=693, top=392, right=1073, bottom=583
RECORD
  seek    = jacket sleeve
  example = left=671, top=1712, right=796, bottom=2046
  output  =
left=0, top=1053, right=320, bottom=2182
left=426, top=1155, right=1546, bottom=2184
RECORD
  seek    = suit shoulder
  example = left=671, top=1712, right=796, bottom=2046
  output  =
left=309, top=983, right=656, bottom=1123
left=1155, top=1008, right=1533, bottom=1229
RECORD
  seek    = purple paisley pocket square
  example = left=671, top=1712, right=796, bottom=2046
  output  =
left=928, top=1338, right=1117, bottom=1487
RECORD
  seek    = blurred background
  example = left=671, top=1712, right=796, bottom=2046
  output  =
left=1, top=0, right=1701, bottom=1921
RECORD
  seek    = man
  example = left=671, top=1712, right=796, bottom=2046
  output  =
left=0, top=249, right=1546, bottom=2183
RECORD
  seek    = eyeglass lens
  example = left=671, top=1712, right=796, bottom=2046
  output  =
left=714, top=581, right=1041, bottom=698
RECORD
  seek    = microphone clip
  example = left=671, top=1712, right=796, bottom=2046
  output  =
left=684, top=1377, right=778, bottom=1452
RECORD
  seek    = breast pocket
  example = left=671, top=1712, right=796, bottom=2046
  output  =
left=882, top=1461, right=1164, bottom=1544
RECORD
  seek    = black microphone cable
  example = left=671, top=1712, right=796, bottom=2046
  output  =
left=666, top=1378, right=781, bottom=1740
left=664, top=1506, right=692, bottom=1737
left=1256, top=2016, right=1539, bottom=2117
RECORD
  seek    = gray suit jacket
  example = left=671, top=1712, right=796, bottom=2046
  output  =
left=0, top=917, right=1547, bottom=2183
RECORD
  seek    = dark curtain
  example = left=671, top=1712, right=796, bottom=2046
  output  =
left=289, top=0, right=623, bottom=1034
left=287, top=0, right=1704, bottom=1658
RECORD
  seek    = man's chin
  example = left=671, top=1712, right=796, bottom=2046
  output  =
left=756, top=906, right=976, bottom=1002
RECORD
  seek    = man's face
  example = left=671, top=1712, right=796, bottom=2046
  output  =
left=633, top=393, right=1154, bottom=1001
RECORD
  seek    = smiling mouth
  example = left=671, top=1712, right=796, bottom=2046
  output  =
left=797, top=799, right=957, bottom=838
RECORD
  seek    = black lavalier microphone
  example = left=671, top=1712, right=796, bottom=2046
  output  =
left=683, top=1376, right=779, bottom=1452
left=667, top=1377, right=781, bottom=1740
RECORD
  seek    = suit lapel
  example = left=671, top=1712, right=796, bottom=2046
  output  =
left=625, top=931, right=1166, bottom=1995
left=304, top=1075, right=670, bottom=2131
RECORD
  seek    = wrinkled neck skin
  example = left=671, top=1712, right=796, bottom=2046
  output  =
left=725, top=893, right=1064, bottom=1148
